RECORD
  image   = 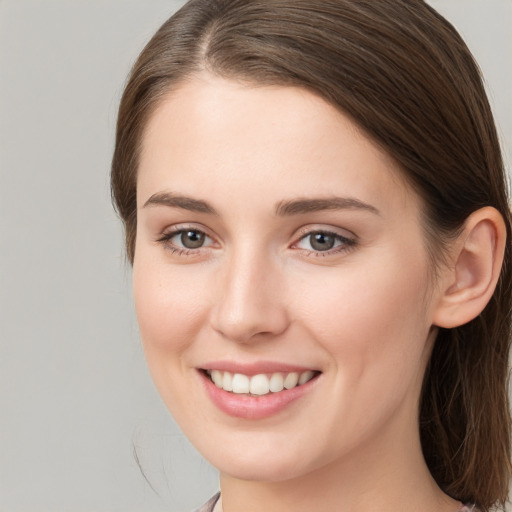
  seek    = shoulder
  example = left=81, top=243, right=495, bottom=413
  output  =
left=193, top=493, right=221, bottom=512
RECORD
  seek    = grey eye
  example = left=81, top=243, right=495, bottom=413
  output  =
left=180, top=230, right=206, bottom=249
left=309, top=232, right=336, bottom=251
left=294, top=229, right=355, bottom=254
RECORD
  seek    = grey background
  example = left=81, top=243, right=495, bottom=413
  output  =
left=0, top=1, right=510, bottom=511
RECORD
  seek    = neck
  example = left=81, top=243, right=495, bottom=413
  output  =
left=218, top=407, right=459, bottom=512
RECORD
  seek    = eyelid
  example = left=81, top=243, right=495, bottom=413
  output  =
left=157, top=222, right=215, bottom=239
left=154, top=223, right=357, bottom=257
left=155, top=223, right=218, bottom=253
left=293, top=224, right=356, bottom=242
left=291, top=225, right=358, bottom=255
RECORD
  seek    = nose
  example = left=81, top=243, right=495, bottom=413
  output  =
left=210, top=247, right=289, bottom=344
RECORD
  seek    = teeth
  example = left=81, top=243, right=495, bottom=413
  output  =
left=222, top=371, right=233, bottom=392
left=298, top=370, right=315, bottom=385
left=269, top=373, right=284, bottom=392
left=283, top=372, right=299, bottom=389
left=249, top=374, right=270, bottom=395
left=207, top=370, right=316, bottom=395
left=211, top=370, right=223, bottom=388
left=232, top=373, right=250, bottom=394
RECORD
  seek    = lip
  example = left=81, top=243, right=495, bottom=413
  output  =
left=198, top=365, right=321, bottom=420
left=200, top=360, right=318, bottom=376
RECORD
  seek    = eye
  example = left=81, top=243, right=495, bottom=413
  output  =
left=157, top=227, right=214, bottom=253
left=176, top=229, right=206, bottom=249
left=294, top=230, right=356, bottom=254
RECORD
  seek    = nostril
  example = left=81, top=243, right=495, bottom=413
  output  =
left=209, top=269, right=290, bottom=343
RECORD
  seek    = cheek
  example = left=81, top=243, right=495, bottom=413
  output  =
left=134, top=258, right=205, bottom=348
left=132, top=258, right=215, bottom=426
left=298, top=257, right=428, bottom=328
left=288, top=256, right=433, bottom=448
left=132, top=255, right=213, bottom=405
left=292, top=250, right=432, bottom=389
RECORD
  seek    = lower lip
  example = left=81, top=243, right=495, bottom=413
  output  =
left=199, top=371, right=319, bottom=420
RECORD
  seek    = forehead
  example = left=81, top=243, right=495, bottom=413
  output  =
left=137, top=75, right=413, bottom=215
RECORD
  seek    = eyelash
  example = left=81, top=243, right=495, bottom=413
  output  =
left=156, top=226, right=214, bottom=256
left=292, top=229, right=357, bottom=257
left=156, top=227, right=357, bottom=257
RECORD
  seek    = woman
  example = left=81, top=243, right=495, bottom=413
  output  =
left=111, top=1, right=511, bottom=511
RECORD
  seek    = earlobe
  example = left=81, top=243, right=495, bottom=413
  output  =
left=433, top=207, right=506, bottom=329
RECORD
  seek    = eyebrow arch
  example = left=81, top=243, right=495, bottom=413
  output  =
left=275, top=197, right=380, bottom=216
left=142, top=192, right=218, bottom=215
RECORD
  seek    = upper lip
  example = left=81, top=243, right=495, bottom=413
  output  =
left=199, top=360, right=320, bottom=376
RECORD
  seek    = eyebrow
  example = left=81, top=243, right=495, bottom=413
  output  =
left=142, top=192, right=380, bottom=217
left=143, top=192, right=218, bottom=214
left=275, top=197, right=380, bottom=216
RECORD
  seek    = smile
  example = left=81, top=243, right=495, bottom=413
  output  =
left=199, top=366, right=322, bottom=419
left=206, top=369, right=319, bottom=396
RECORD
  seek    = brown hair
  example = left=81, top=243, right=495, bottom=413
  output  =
left=111, top=1, right=512, bottom=509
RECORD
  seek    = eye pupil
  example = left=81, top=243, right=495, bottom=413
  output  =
left=181, top=230, right=205, bottom=249
left=310, top=232, right=335, bottom=251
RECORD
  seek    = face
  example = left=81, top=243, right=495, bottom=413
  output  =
left=134, top=75, right=442, bottom=482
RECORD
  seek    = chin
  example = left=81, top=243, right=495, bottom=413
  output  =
left=196, top=436, right=327, bottom=483
left=215, top=456, right=309, bottom=483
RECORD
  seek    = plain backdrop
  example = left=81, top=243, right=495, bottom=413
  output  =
left=0, top=1, right=510, bottom=511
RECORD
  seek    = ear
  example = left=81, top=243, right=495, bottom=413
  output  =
left=433, top=207, right=507, bottom=328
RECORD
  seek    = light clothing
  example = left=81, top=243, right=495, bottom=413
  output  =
left=194, top=492, right=220, bottom=512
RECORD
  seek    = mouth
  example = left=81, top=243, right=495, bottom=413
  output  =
left=202, top=369, right=321, bottom=396
left=199, top=365, right=322, bottom=419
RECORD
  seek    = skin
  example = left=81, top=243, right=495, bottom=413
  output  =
left=134, top=74, right=469, bottom=512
